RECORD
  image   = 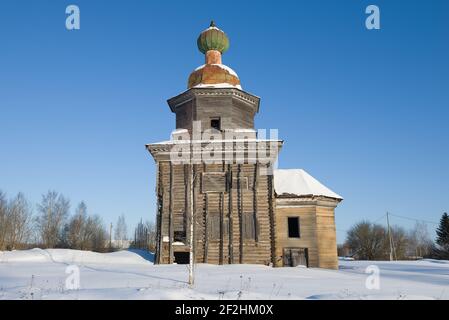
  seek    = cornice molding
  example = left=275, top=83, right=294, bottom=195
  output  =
left=167, top=88, right=260, bottom=113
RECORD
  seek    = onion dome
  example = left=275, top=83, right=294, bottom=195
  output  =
left=197, top=21, right=230, bottom=54
left=188, top=21, right=241, bottom=90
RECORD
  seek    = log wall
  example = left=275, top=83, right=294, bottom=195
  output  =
left=156, top=161, right=274, bottom=265
left=274, top=198, right=340, bottom=269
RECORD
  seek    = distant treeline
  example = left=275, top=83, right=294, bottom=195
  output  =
left=0, top=190, right=156, bottom=253
left=338, top=213, right=449, bottom=260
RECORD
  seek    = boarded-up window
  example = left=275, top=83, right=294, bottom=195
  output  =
left=202, top=173, right=227, bottom=193
left=207, top=215, right=228, bottom=240
left=232, top=177, right=249, bottom=190
left=208, top=214, right=220, bottom=239
left=223, top=218, right=228, bottom=238
left=242, top=213, right=256, bottom=240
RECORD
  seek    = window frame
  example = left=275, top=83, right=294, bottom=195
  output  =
left=242, top=212, right=256, bottom=240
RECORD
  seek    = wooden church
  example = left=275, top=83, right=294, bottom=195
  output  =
left=146, top=22, right=342, bottom=269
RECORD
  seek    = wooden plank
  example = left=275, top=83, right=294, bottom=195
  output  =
left=267, top=164, right=276, bottom=266
left=208, top=214, right=219, bottom=239
left=184, top=164, right=188, bottom=237
left=238, top=164, right=243, bottom=264
left=156, top=163, right=163, bottom=264
left=192, top=164, right=198, bottom=263
left=253, top=163, right=259, bottom=242
left=219, top=192, right=224, bottom=265
left=242, top=213, right=255, bottom=239
left=227, top=164, right=234, bottom=264
left=168, top=162, right=174, bottom=264
left=219, top=161, right=225, bottom=265
left=203, top=164, right=209, bottom=263
left=202, top=172, right=227, bottom=193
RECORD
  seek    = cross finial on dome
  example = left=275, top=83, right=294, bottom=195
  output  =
left=210, top=20, right=216, bottom=28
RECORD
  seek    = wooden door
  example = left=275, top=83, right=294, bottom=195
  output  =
left=283, top=248, right=308, bottom=267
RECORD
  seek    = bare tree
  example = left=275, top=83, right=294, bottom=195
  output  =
left=87, top=215, right=108, bottom=252
left=114, top=214, right=127, bottom=248
left=146, top=221, right=157, bottom=252
left=408, top=222, right=433, bottom=258
left=132, top=220, right=156, bottom=251
left=6, top=193, right=33, bottom=250
left=0, top=191, right=9, bottom=250
left=390, top=226, right=409, bottom=260
left=63, top=202, right=108, bottom=252
left=66, top=202, right=87, bottom=249
left=346, top=221, right=389, bottom=260
left=36, top=191, right=70, bottom=248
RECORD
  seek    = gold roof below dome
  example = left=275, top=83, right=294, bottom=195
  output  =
left=187, top=21, right=241, bottom=90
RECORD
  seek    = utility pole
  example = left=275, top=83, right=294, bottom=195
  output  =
left=386, top=212, right=394, bottom=261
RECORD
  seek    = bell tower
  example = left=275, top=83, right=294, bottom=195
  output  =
left=147, top=22, right=283, bottom=266
left=168, top=21, right=260, bottom=133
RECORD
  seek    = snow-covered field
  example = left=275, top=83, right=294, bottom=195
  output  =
left=0, top=249, right=448, bottom=300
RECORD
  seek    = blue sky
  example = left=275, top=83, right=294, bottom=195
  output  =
left=0, top=0, right=448, bottom=242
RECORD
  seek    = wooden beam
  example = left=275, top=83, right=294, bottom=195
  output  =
left=267, top=163, right=276, bottom=266
left=203, top=193, right=209, bottom=263
left=156, top=163, right=163, bottom=264
left=168, top=162, right=174, bottom=264
left=203, top=163, right=208, bottom=263
left=253, top=163, right=259, bottom=242
left=219, top=192, right=224, bottom=265
left=184, top=164, right=188, bottom=239
left=192, top=164, right=197, bottom=265
left=227, top=164, right=234, bottom=264
left=155, top=211, right=161, bottom=264
left=238, top=164, right=243, bottom=264
left=219, top=161, right=225, bottom=265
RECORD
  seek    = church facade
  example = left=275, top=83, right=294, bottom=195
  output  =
left=146, top=22, right=342, bottom=269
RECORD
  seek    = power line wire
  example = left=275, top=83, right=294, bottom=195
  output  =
left=374, top=214, right=387, bottom=224
left=336, top=212, right=439, bottom=236
left=388, top=212, right=439, bottom=225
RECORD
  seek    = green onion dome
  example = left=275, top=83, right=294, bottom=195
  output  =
left=197, top=21, right=230, bottom=54
left=188, top=21, right=241, bottom=89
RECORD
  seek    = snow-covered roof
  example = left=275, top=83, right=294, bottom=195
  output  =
left=202, top=26, right=220, bottom=33
left=194, top=64, right=239, bottom=78
left=148, top=138, right=281, bottom=145
left=274, top=169, right=342, bottom=200
left=192, top=82, right=242, bottom=90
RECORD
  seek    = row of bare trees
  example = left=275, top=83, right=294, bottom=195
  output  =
left=0, top=190, right=109, bottom=252
left=131, top=219, right=156, bottom=252
left=340, top=219, right=437, bottom=260
left=63, top=202, right=108, bottom=251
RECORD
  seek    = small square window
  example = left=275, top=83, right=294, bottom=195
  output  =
left=211, top=118, right=221, bottom=130
left=288, top=217, right=300, bottom=238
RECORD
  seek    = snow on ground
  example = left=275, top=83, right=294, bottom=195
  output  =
left=0, top=249, right=448, bottom=300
